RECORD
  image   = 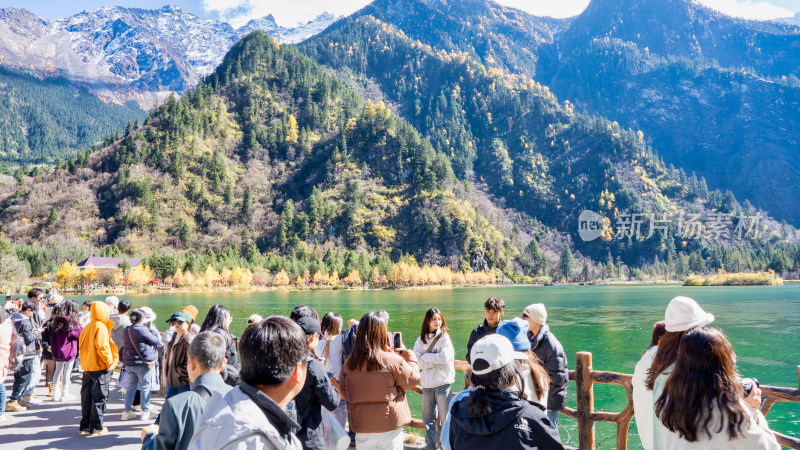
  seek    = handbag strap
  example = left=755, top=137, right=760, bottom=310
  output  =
left=128, top=327, right=151, bottom=363
left=424, top=331, right=443, bottom=354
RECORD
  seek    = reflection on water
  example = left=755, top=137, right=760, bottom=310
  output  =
left=79, top=284, right=800, bottom=448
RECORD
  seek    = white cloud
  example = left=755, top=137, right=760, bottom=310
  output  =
left=694, top=0, right=794, bottom=20
left=201, top=0, right=797, bottom=28
left=201, top=0, right=371, bottom=28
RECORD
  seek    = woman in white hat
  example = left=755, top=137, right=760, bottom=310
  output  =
left=644, top=296, right=714, bottom=450
left=655, top=326, right=779, bottom=449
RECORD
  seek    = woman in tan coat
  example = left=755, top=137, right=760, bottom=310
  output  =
left=340, top=311, right=420, bottom=450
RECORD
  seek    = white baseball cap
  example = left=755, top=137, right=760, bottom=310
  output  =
left=664, top=296, right=714, bottom=332
left=523, top=303, right=547, bottom=325
left=470, top=334, right=515, bottom=375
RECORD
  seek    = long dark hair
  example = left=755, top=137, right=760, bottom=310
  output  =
left=645, top=330, right=684, bottom=390
left=420, top=308, right=448, bottom=344
left=467, top=362, right=520, bottom=415
left=655, top=326, right=748, bottom=441
left=649, top=321, right=667, bottom=350
left=200, top=304, right=232, bottom=338
left=346, top=311, right=389, bottom=372
left=52, top=300, right=79, bottom=335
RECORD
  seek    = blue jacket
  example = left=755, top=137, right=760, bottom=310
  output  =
left=121, top=323, right=162, bottom=366
left=142, top=372, right=232, bottom=450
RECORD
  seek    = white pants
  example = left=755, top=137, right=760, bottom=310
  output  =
left=53, top=360, right=76, bottom=388
left=356, top=428, right=404, bottom=450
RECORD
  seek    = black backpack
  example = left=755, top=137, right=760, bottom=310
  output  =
left=340, top=324, right=358, bottom=366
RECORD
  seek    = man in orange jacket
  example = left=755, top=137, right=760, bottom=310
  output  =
left=78, top=301, right=118, bottom=436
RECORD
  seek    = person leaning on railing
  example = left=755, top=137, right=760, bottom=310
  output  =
left=654, top=326, right=779, bottom=450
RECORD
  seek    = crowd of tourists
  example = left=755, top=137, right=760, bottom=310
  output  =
left=0, top=289, right=783, bottom=449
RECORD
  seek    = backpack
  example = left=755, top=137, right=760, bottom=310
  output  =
left=340, top=324, right=358, bottom=366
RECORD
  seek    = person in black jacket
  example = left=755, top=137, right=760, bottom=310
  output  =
left=465, top=297, right=505, bottom=363
left=292, top=316, right=339, bottom=450
left=7, top=301, right=42, bottom=411
left=449, top=334, right=562, bottom=450
left=199, top=305, right=240, bottom=386
left=523, top=303, right=568, bottom=434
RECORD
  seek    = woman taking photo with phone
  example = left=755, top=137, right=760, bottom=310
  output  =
left=412, top=308, right=455, bottom=450
left=655, top=326, right=779, bottom=449
left=340, top=311, right=420, bottom=449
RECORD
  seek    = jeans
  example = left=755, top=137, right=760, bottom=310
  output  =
left=0, top=380, right=6, bottom=414
left=53, top=360, right=76, bottom=388
left=22, top=355, right=41, bottom=398
left=422, top=384, right=452, bottom=450
left=355, top=428, right=403, bottom=450
left=546, top=409, right=562, bottom=443
left=165, top=384, right=190, bottom=399
left=80, top=369, right=110, bottom=434
left=10, top=358, right=34, bottom=401
left=123, top=365, right=153, bottom=412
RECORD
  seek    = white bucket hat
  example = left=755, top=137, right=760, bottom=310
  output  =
left=664, top=296, right=714, bottom=332
left=140, top=307, right=157, bottom=324
left=470, top=334, right=515, bottom=375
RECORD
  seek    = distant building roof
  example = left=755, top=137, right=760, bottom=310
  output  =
left=77, top=257, right=141, bottom=270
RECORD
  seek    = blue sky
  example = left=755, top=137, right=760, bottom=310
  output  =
left=2, top=0, right=798, bottom=27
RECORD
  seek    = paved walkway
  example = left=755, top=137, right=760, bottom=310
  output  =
left=3, top=371, right=426, bottom=449
left=2, top=371, right=164, bottom=449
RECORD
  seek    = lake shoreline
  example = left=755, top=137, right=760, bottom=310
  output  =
left=53, top=278, right=692, bottom=297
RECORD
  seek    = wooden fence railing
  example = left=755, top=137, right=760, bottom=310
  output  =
left=409, top=353, right=800, bottom=450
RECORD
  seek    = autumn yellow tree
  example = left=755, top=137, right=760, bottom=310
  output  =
left=127, top=264, right=152, bottom=286
left=57, top=261, right=79, bottom=287
left=342, top=270, right=362, bottom=285
left=80, top=266, right=97, bottom=285
left=220, top=266, right=233, bottom=286
left=286, top=114, right=299, bottom=144
left=273, top=270, right=290, bottom=287
left=329, top=272, right=339, bottom=287
left=312, top=270, right=329, bottom=285
left=204, top=265, right=220, bottom=287
left=391, top=262, right=411, bottom=285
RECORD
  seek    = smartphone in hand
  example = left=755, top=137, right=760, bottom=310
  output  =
left=393, top=332, right=403, bottom=350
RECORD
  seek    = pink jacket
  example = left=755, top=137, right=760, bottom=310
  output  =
left=0, top=317, right=12, bottom=379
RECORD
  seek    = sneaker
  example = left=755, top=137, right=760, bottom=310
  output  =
left=24, top=396, right=42, bottom=406
left=47, top=384, right=54, bottom=398
left=5, top=400, right=27, bottom=412
left=121, top=410, right=136, bottom=421
left=17, top=400, right=32, bottom=408
left=140, top=411, right=150, bottom=421
left=88, top=427, right=109, bottom=436
left=79, top=430, right=90, bottom=435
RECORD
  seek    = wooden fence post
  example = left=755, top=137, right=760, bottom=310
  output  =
left=576, top=351, right=595, bottom=450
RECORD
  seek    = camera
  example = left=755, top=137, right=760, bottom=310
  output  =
left=741, top=377, right=759, bottom=397
left=393, top=332, right=403, bottom=350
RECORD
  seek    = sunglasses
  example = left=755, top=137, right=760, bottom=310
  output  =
left=171, top=320, right=187, bottom=325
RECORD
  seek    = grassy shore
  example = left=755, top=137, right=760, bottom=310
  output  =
left=683, top=272, right=783, bottom=286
